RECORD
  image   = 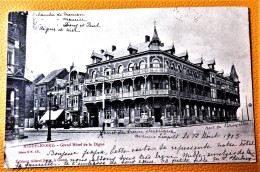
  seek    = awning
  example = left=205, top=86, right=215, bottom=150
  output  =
left=40, top=109, right=64, bottom=122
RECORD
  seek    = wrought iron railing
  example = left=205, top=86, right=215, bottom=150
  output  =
left=7, top=64, right=24, bottom=77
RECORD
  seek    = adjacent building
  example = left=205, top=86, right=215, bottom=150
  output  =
left=24, top=73, right=45, bottom=128
left=6, top=12, right=28, bottom=140
left=33, top=68, right=68, bottom=127
left=65, top=64, right=86, bottom=127
left=83, top=25, right=240, bottom=127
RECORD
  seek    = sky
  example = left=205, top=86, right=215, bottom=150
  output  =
left=25, top=7, right=253, bottom=120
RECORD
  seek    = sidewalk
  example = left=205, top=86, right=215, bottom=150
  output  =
left=5, top=120, right=251, bottom=148
left=24, top=120, right=245, bottom=133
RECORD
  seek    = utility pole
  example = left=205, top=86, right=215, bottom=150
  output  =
left=246, top=96, right=249, bottom=121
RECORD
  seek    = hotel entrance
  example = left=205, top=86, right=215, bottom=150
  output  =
left=154, top=108, right=161, bottom=122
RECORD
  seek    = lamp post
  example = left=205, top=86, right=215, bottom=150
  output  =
left=47, top=92, right=53, bottom=141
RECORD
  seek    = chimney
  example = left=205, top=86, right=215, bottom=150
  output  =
left=112, top=45, right=116, bottom=51
left=145, top=35, right=150, bottom=43
left=100, top=49, right=105, bottom=54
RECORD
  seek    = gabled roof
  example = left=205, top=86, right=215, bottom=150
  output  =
left=37, top=68, right=67, bottom=84
left=91, top=51, right=103, bottom=59
left=127, top=43, right=138, bottom=51
left=55, top=78, right=68, bottom=87
left=202, top=58, right=215, bottom=69
left=104, top=49, right=114, bottom=57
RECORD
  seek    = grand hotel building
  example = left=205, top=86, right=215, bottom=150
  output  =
left=83, top=25, right=240, bottom=127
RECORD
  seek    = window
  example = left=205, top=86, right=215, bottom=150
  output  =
left=105, top=110, right=111, bottom=119
left=141, top=107, right=148, bottom=119
left=128, top=63, right=134, bottom=71
left=60, top=95, right=63, bottom=105
left=177, top=65, right=181, bottom=72
left=152, top=59, right=160, bottom=68
left=54, top=86, right=57, bottom=91
left=118, top=109, right=124, bottom=118
left=165, top=61, right=169, bottom=68
left=171, top=63, right=175, bottom=70
left=54, top=96, right=58, bottom=106
left=66, top=87, right=70, bottom=93
left=74, top=85, right=78, bottom=91
left=139, top=61, right=146, bottom=69
left=118, top=65, right=124, bottom=73
left=40, top=98, right=44, bottom=107
left=35, top=99, right=38, bottom=107
left=7, top=51, right=13, bottom=65
left=66, top=98, right=69, bottom=107
left=212, top=76, right=215, bottom=83
left=104, top=68, right=111, bottom=76
left=92, top=71, right=96, bottom=79
left=41, top=87, right=44, bottom=94
left=35, top=88, right=38, bottom=95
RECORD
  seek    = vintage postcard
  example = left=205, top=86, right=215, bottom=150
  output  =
left=4, top=7, right=256, bottom=168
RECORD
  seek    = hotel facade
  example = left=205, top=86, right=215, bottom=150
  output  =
left=82, top=25, right=240, bottom=127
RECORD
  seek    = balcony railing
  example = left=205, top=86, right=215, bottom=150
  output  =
left=71, top=90, right=81, bottom=95
left=39, top=107, right=46, bottom=111
left=82, top=89, right=240, bottom=107
left=67, top=105, right=80, bottom=112
left=7, top=64, right=24, bottom=77
left=85, top=67, right=207, bottom=85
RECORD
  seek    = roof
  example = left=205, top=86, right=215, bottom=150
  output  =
left=104, top=50, right=114, bottom=57
left=175, top=51, right=187, bottom=58
left=202, top=58, right=215, bottom=69
left=37, top=68, right=67, bottom=84
left=91, top=51, right=103, bottom=59
left=217, top=69, right=224, bottom=74
left=127, top=43, right=138, bottom=51
left=189, top=57, right=203, bottom=64
left=151, top=26, right=161, bottom=43
left=223, top=73, right=230, bottom=78
left=55, top=78, right=68, bottom=87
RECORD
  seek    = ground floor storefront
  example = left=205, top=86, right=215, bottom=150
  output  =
left=84, top=97, right=238, bottom=127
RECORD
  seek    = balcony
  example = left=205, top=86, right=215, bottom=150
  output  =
left=71, top=90, right=81, bottom=95
left=7, top=64, right=24, bottom=78
left=67, top=106, right=80, bottom=112
left=83, top=89, right=173, bottom=103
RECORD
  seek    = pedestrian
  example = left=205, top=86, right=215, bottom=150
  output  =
left=102, top=122, right=105, bottom=132
left=98, top=122, right=105, bottom=138
left=160, top=117, right=163, bottom=127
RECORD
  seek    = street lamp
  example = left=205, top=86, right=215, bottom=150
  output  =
left=47, top=92, right=53, bottom=141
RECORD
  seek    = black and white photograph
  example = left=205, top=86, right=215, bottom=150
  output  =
left=5, top=7, right=256, bottom=168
